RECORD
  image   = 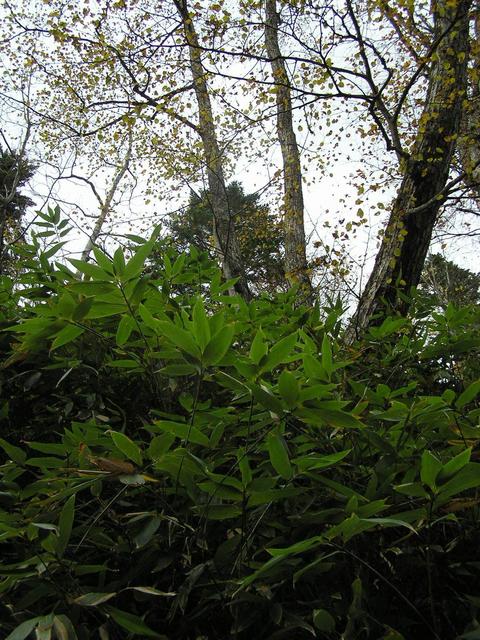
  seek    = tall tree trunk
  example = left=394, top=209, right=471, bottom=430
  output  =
left=347, top=0, right=471, bottom=341
left=264, top=0, right=312, bottom=294
left=173, top=0, right=251, bottom=300
left=458, top=10, right=480, bottom=205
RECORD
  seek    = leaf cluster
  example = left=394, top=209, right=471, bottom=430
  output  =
left=0, top=216, right=479, bottom=640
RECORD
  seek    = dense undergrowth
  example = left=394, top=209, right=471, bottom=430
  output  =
left=1, top=210, right=480, bottom=640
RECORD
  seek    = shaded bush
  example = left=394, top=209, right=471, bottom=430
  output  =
left=1, top=214, right=480, bottom=639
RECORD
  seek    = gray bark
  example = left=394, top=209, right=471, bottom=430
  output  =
left=173, top=0, right=251, bottom=300
left=264, top=0, right=312, bottom=295
left=347, top=0, right=471, bottom=342
left=458, top=10, right=480, bottom=205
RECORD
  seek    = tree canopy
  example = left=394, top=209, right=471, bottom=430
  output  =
left=167, top=181, right=285, bottom=291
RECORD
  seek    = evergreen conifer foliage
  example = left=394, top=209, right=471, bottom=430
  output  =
left=0, top=147, right=36, bottom=274
left=167, top=181, right=285, bottom=292
left=421, top=254, right=480, bottom=308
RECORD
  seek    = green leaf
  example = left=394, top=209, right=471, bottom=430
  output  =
left=0, top=437, right=27, bottom=464
left=313, top=609, right=336, bottom=633
left=321, top=334, right=333, bottom=378
left=438, top=448, right=471, bottom=483
left=73, top=592, right=116, bottom=606
left=293, top=449, right=351, bottom=471
left=86, top=302, right=127, bottom=319
left=51, top=324, right=85, bottom=350
left=107, top=359, right=141, bottom=368
left=138, top=303, right=162, bottom=333
left=237, top=447, right=252, bottom=486
left=92, top=247, right=114, bottom=274
left=105, top=606, right=166, bottom=638
left=5, top=617, right=41, bottom=640
left=303, top=354, right=328, bottom=381
left=247, top=486, right=302, bottom=506
left=157, top=321, right=201, bottom=360
left=134, top=517, right=161, bottom=548
left=203, top=324, right=234, bottom=366
left=251, top=384, right=283, bottom=415
left=56, top=494, right=75, bottom=558
left=53, top=615, right=78, bottom=640
left=198, top=480, right=243, bottom=501
left=71, top=298, right=94, bottom=322
left=34, top=614, right=54, bottom=640
left=108, top=431, right=142, bottom=465
left=193, top=504, right=242, bottom=520
left=152, top=421, right=209, bottom=446
left=116, top=315, right=135, bottom=346
left=42, top=241, right=69, bottom=260
left=250, top=329, right=267, bottom=364
left=192, top=298, right=210, bottom=350
left=123, top=231, right=159, bottom=280
left=158, top=364, right=197, bottom=376
left=420, top=450, right=442, bottom=491
left=438, top=463, right=480, bottom=499
left=297, top=406, right=363, bottom=429
left=394, top=482, right=428, bottom=498
left=113, top=247, right=125, bottom=276
left=456, top=380, right=480, bottom=410
left=278, top=370, right=299, bottom=408
left=267, top=432, right=292, bottom=480
left=69, top=258, right=112, bottom=281
left=369, top=317, right=406, bottom=339
left=262, top=331, right=298, bottom=371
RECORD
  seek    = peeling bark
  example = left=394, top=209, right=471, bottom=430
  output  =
left=347, top=0, right=471, bottom=342
left=173, top=0, right=251, bottom=300
left=264, top=0, right=312, bottom=295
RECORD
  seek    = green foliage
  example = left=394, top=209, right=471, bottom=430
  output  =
left=0, top=147, right=37, bottom=275
left=1, top=215, right=480, bottom=639
left=166, top=181, right=285, bottom=292
left=0, top=147, right=36, bottom=222
left=421, top=253, right=480, bottom=308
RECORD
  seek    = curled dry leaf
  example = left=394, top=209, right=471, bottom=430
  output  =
left=89, top=456, right=136, bottom=475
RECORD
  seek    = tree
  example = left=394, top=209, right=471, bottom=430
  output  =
left=457, top=9, right=480, bottom=208
left=347, top=0, right=472, bottom=339
left=2, top=0, right=478, bottom=313
left=167, top=181, right=285, bottom=292
left=421, top=253, right=480, bottom=308
left=264, top=0, right=311, bottom=293
left=172, top=0, right=251, bottom=299
left=0, top=146, right=36, bottom=275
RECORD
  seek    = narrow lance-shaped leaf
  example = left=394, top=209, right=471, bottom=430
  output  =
left=104, top=606, right=166, bottom=638
left=420, top=450, right=442, bottom=491
left=267, top=432, right=292, bottom=480
left=203, top=324, right=235, bottom=366
left=51, top=324, right=85, bottom=351
left=278, top=370, right=299, bottom=408
left=192, top=298, right=210, bottom=351
left=456, top=380, right=480, bottom=410
left=56, top=494, right=75, bottom=558
left=108, top=431, right=142, bottom=466
left=321, top=333, right=333, bottom=379
left=116, top=315, right=135, bottom=346
left=0, top=437, right=27, bottom=464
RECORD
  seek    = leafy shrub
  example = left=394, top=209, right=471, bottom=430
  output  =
left=1, top=214, right=479, bottom=639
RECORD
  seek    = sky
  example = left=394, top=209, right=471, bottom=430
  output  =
left=1, top=0, right=478, bottom=300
